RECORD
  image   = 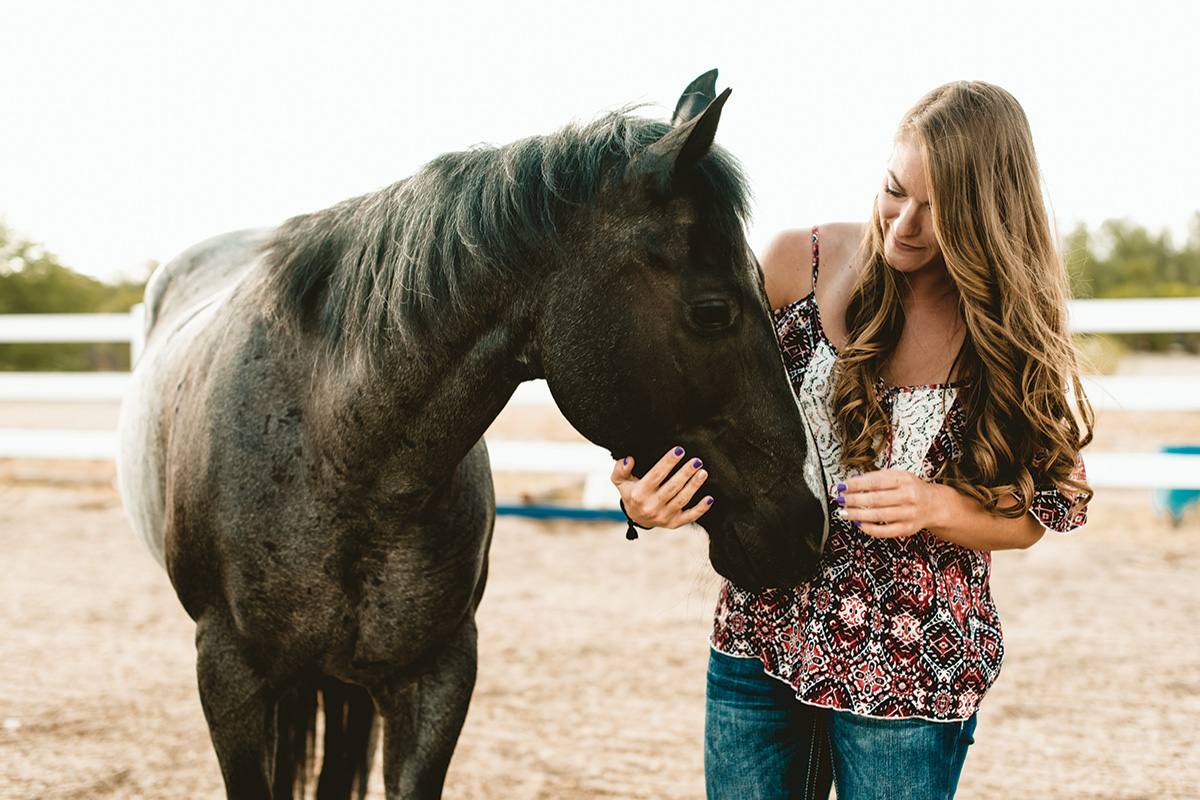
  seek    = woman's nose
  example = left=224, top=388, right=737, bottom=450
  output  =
left=893, top=201, right=921, bottom=236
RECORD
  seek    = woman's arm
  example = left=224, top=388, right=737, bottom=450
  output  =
left=836, top=469, right=1045, bottom=550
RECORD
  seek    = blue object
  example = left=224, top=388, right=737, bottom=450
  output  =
left=1152, top=445, right=1200, bottom=526
left=704, top=649, right=976, bottom=797
left=494, top=503, right=626, bottom=522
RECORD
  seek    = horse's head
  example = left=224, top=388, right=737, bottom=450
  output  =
left=537, top=71, right=828, bottom=591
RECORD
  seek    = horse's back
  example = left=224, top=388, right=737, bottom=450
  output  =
left=141, top=228, right=271, bottom=342
left=118, top=228, right=271, bottom=566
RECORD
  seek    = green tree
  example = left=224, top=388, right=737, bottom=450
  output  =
left=1064, top=213, right=1200, bottom=353
left=0, top=221, right=148, bottom=370
left=1067, top=216, right=1200, bottom=300
left=1063, top=223, right=1098, bottom=298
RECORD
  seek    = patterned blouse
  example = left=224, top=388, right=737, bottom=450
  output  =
left=710, top=226, right=1088, bottom=722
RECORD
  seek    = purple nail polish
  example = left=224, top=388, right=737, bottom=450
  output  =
left=836, top=483, right=847, bottom=493
left=674, top=447, right=684, bottom=457
left=692, top=459, right=702, bottom=468
left=836, top=495, right=845, bottom=505
left=852, top=520, right=861, bottom=528
left=623, top=457, right=629, bottom=466
left=705, top=497, right=714, bottom=505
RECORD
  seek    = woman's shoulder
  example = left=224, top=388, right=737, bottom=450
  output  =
left=813, top=222, right=866, bottom=301
left=758, top=225, right=864, bottom=311
left=817, top=222, right=868, bottom=254
left=760, top=228, right=816, bottom=310
left=760, top=223, right=866, bottom=311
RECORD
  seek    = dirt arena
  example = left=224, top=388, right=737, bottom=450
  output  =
left=2, top=364, right=1199, bottom=799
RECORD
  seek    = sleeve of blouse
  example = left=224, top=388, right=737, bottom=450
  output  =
left=1027, top=452, right=1089, bottom=534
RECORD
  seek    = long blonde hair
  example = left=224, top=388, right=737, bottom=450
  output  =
left=832, top=81, right=1094, bottom=516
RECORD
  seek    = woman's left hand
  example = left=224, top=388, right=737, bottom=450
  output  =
left=835, top=469, right=942, bottom=539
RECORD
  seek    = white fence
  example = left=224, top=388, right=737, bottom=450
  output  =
left=3, top=299, right=1200, bottom=491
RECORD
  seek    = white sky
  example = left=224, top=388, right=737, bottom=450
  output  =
left=1, top=0, right=1197, bottom=282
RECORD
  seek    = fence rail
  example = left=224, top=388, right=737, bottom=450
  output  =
left=5, top=369, right=1199, bottom=412
left=3, top=299, right=1200, bottom=492
left=0, top=307, right=146, bottom=362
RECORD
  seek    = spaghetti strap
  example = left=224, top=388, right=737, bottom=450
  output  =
left=810, top=225, right=820, bottom=293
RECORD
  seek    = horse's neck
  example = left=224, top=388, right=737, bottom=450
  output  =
left=310, top=313, right=538, bottom=494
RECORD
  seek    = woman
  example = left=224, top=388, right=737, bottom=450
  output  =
left=611, top=81, right=1094, bottom=799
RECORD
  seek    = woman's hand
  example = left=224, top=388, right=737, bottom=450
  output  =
left=836, top=469, right=1045, bottom=550
left=835, top=469, right=940, bottom=539
left=610, top=447, right=714, bottom=529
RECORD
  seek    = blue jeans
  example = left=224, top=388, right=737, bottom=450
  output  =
left=705, top=649, right=976, bottom=800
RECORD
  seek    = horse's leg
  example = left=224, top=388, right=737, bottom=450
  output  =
left=373, top=616, right=479, bottom=799
left=194, top=614, right=280, bottom=799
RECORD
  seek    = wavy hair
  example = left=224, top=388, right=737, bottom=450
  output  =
left=832, top=81, right=1094, bottom=516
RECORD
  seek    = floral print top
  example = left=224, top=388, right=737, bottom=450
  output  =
left=710, top=226, right=1088, bottom=721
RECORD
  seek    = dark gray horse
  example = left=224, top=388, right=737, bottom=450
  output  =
left=117, top=71, right=828, bottom=799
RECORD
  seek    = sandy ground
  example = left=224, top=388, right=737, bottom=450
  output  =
left=2, top=363, right=1199, bottom=799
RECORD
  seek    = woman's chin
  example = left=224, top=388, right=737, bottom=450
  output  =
left=885, top=248, right=922, bottom=272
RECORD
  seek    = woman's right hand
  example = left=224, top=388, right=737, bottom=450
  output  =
left=610, top=446, right=714, bottom=529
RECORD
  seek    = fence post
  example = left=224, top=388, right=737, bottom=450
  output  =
left=129, top=304, right=146, bottom=366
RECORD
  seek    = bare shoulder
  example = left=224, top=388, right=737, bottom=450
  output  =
left=759, top=228, right=815, bottom=310
left=812, top=222, right=867, bottom=349
left=814, top=222, right=868, bottom=295
left=760, top=223, right=868, bottom=311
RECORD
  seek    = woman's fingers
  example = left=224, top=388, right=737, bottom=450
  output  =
left=659, top=458, right=710, bottom=513
left=642, top=446, right=689, bottom=486
left=611, top=447, right=713, bottom=529
left=610, top=454, right=637, bottom=487
left=674, top=472, right=715, bottom=524
left=629, top=447, right=708, bottom=525
left=835, top=470, right=925, bottom=537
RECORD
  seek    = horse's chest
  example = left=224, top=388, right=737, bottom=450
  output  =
left=325, top=535, right=488, bottom=676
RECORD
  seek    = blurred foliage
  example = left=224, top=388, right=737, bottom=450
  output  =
left=0, top=220, right=151, bottom=371
left=1065, top=212, right=1200, bottom=354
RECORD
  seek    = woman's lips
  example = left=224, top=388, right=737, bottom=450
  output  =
left=890, top=236, right=922, bottom=252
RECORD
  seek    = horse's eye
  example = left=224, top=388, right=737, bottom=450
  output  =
left=688, top=300, right=734, bottom=331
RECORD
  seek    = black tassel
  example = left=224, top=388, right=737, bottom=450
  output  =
left=620, top=499, right=649, bottom=540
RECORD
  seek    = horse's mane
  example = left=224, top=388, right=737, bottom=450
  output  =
left=256, top=108, right=751, bottom=358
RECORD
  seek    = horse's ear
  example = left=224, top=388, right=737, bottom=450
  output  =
left=671, top=69, right=719, bottom=126
left=626, top=85, right=732, bottom=194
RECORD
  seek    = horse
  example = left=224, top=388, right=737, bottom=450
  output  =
left=116, top=70, right=829, bottom=799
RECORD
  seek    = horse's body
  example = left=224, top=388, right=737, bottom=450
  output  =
left=117, top=73, right=828, bottom=799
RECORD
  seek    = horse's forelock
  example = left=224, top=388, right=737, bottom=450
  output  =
left=256, top=109, right=751, bottom=361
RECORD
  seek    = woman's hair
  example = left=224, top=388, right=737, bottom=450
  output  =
left=832, top=81, right=1094, bottom=516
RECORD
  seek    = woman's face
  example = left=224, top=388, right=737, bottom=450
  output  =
left=878, top=139, right=944, bottom=274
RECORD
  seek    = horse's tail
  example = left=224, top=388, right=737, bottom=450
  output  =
left=274, top=678, right=378, bottom=800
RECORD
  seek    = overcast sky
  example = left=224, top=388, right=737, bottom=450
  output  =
left=2, top=0, right=1197, bottom=282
